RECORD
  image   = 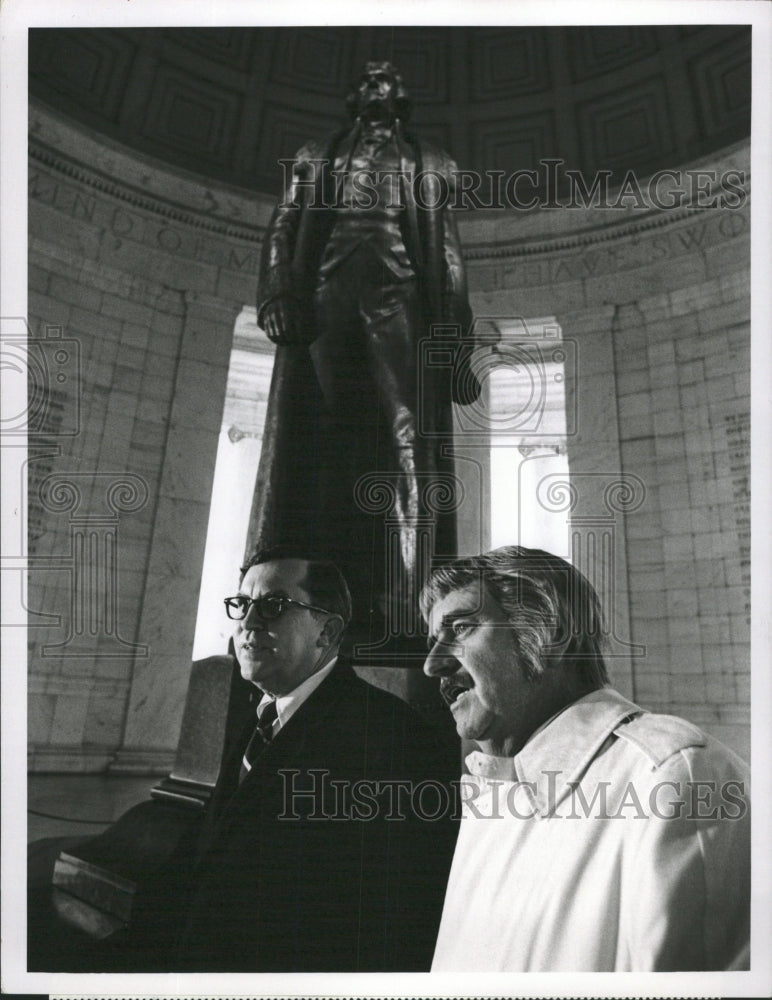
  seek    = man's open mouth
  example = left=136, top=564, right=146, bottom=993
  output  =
left=440, top=679, right=471, bottom=707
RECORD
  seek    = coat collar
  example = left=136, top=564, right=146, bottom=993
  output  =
left=238, top=661, right=359, bottom=770
left=208, top=661, right=361, bottom=828
left=465, top=688, right=642, bottom=817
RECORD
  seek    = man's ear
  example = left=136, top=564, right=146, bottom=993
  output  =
left=318, top=615, right=345, bottom=648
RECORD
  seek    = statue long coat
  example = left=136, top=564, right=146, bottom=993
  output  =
left=247, top=125, right=477, bottom=653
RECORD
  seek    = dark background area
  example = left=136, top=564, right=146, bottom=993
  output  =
left=29, top=25, right=751, bottom=195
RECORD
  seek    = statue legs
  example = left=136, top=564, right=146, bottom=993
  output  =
left=311, top=252, right=435, bottom=623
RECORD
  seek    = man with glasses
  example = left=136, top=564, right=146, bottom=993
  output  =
left=176, top=546, right=458, bottom=971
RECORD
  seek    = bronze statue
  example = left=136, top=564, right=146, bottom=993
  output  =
left=248, top=61, right=479, bottom=653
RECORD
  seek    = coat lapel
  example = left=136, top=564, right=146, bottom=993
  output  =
left=204, top=663, right=358, bottom=834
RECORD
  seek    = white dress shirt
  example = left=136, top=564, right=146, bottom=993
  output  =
left=432, top=687, right=750, bottom=972
left=256, top=657, right=338, bottom=739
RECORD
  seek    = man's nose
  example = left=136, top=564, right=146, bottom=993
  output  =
left=242, top=602, right=265, bottom=630
left=423, top=640, right=460, bottom=678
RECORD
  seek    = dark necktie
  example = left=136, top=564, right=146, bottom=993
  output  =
left=239, top=699, right=278, bottom=783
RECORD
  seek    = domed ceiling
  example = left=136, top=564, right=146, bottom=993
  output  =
left=29, top=25, right=750, bottom=198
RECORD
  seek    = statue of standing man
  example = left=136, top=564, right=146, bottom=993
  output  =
left=248, top=61, right=479, bottom=654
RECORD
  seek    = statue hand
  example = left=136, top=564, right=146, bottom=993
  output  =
left=262, top=296, right=312, bottom=345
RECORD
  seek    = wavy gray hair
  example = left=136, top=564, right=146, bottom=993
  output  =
left=420, top=545, right=609, bottom=689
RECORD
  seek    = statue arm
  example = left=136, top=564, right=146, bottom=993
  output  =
left=257, top=143, right=320, bottom=343
left=442, top=203, right=473, bottom=331
left=441, top=157, right=480, bottom=405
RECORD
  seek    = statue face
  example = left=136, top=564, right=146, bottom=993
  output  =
left=356, top=62, right=397, bottom=119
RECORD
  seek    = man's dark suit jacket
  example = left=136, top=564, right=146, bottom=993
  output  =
left=175, top=662, right=459, bottom=972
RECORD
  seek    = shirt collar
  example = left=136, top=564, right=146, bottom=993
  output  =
left=258, top=656, right=338, bottom=732
left=465, top=687, right=642, bottom=816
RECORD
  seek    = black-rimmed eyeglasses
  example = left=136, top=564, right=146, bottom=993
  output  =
left=223, top=594, right=335, bottom=622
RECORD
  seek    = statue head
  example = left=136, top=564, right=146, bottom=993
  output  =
left=346, top=61, right=412, bottom=123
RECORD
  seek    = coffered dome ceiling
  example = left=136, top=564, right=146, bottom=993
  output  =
left=29, top=25, right=750, bottom=198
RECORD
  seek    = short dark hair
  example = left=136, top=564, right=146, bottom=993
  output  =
left=420, top=545, right=609, bottom=690
left=345, top=60, right=412, bottom=121
left=240, top=545, right=353, bottom=627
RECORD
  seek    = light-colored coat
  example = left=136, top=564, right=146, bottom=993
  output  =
left=432, top=687, right=750, bottom=971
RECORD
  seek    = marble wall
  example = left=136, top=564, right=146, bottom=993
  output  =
left=24, top=100, right=750, bottom=769
left=26, top=104, right=272, bottom=771
left=461, top=140, right=750, bottom=756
